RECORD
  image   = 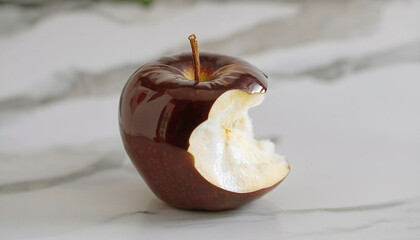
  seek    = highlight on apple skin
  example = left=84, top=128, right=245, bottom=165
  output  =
left=119, top=52, right=290, bottom=211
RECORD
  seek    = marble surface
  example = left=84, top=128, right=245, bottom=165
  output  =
left=1, top=1, right=420, bottom=239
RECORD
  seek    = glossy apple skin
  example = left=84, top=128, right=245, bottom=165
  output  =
left=119, top=52, right=285, bottom=210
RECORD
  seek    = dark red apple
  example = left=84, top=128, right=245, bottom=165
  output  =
left=119, top=47, right=289, bottom=211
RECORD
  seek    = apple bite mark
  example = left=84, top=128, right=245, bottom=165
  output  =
left=188, top=90, right=290, bottom=193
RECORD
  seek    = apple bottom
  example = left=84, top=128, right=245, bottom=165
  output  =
left=122, top=134, right=282, bottom=211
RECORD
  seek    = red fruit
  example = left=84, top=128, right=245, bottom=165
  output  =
left=119, top=52, right=289, bottom=211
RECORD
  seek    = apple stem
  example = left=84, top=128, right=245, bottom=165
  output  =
left=188, top=34, right=201, bottom=82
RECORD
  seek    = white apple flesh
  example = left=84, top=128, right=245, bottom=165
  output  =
left=189, top=90, right=290, bottom=193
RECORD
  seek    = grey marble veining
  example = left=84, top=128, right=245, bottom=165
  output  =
left=267, top=39, right=420, bottom=81
left=200, top=0, right=383, bottom=55
left=0, top=0, right=419, bottom=239
left=0, top=140, right=124, bottom=194
left=1, top=164, right=419, bottom=239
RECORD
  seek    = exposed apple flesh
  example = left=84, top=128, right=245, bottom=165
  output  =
left=189, top=90, right=289, bottom=193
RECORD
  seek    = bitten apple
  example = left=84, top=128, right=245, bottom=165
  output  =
left=119, top=35, right=289, bottom=211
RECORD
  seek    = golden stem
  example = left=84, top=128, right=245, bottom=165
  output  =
left=188, top=34, right=200, bottom=82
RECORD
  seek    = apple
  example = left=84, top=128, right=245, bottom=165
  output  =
left=119, top=35, right=290, bottom=210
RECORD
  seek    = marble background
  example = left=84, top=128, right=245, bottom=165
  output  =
left=0, top=0, right=419, bottom=239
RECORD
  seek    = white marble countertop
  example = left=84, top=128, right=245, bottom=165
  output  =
left=1, top=1, right=419, bottom=239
